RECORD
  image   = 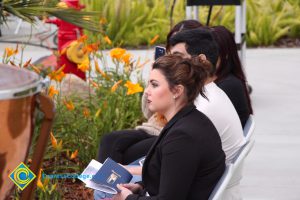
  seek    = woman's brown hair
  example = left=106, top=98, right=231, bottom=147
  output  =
left=153, top=54, right=211, bottom=104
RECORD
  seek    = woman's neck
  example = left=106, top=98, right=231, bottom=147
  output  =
left=163, top=101, right=186, bottom=122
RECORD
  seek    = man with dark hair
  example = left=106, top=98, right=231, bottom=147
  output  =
left=169, top=28, right=219, bottom=70
left=168, top=26, right=245, bottom=164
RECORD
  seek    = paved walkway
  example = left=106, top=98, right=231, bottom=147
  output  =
left=241, top=48, right=300, bottom=200
left=1, top=19, right=300, bottom=199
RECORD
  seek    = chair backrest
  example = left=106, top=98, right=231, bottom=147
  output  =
left=243, top=115, right=255, bottom=142
left=209, top=140, right=255, bottom=200
left=208, top=164, right=234, bottom=200
left=232, top=140, right=254, bottom=168
left=226, top=140, right=255, bottom=189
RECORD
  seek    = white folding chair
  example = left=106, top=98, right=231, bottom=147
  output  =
left=225, top=140, right=255, bottom=199
left=208, top=163, right=234, bottom=200
left=232, top=140, right=254, bottom=167
left=243, top=114, right=255, bottom=142
left=209, top=140, right=255, bottom=200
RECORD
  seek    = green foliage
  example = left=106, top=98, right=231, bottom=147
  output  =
left=81, top=0, right=185, bottom=47
left=246, top=0, right=300, bottom=46
left=1, top=0, right=101, bottom=32
left=52, top=70, right=144, bottom=167
left=82, top=0, right=300, bottom=47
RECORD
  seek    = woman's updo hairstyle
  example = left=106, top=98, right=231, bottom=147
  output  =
left=152, top=54, right=211, bottom=103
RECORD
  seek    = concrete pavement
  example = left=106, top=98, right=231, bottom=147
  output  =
left=241, top=48, right=300, bottom=200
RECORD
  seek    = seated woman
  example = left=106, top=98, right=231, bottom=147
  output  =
left=97, top=20, right=203, bottom=166
left=210, top=25, right=253, bottom=127
left=111, top=55, right=225, bottom=200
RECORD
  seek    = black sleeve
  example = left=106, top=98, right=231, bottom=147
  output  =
left=217, top=79, right=249, bottom=127
left=126, top=130, right=203, bottom=200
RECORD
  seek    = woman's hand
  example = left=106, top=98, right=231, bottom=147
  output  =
left=122, top=166, right=142, bottom=175
left=112, top=184, right=133, bottom=200
left=121, top=183, right=143, bottom=193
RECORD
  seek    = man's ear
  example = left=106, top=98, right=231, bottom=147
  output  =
left=172, top=85, right=184, bottom=99
left=198, top=54, right=207, bottom=62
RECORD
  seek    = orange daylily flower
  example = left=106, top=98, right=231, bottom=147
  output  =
left=124, top=81, right=143, bottom=95
left=83, top=42, right=100, bottom=53
left=111, top=80, right=123, bottom=92
left=48, top=86, right=59, bottom=98
left=50, top=131, right=57, bottom=149
left=5, top=45, right=18, bottom=57
left=83, top=107, right=90, bottom=118
left=70, top=149, right=79, bottom=160
left=78, top=59, right=90, bottom=72
left=110, top=48, right=132, bottom=65
left=150, top=35, right=159, bottom=45
left=63, top=100, right=75, bottom=111
left=110, top=48, right=126, bottom=60
left=37, top=168, right=49, bottom=191
left=37, top=169, right=45, bottom=191
left=23, top=58, right=32, bottom=68
left=48, top=65, right=66, bottom=82
left=55, top=71, right=65, bottom=82
left=5, top=48, right=15, bottom=57
left=94, top=60, right=109, bottom=79
left=77, top=35, right=88, bottom=43
left=122, top=53, right=131, bottom=65
left=51, top=131, right=63, bottom=150
left=104, top=36, right=112, bottom=45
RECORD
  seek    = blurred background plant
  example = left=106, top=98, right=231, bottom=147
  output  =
left=81, top=0, right=185, bottom=47
left=81, top=0, right=300, bottom=47
left=0, top=0, right=101, bottom=32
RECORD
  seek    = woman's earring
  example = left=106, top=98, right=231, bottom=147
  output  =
left=173, top=96, right=176, bottom=99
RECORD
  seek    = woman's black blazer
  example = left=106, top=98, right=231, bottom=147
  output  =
left=126, top=104, right=225, bottom=200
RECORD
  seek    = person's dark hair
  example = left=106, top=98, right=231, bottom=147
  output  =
left=168, top=28, right=219, bottom=75
left=166, top=20, right=203, bottom=52
left=210, top=25, right=253, bottom=114
left=153, top=54, right=211, bottom=104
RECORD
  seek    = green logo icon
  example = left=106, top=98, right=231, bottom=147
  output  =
left=9, top=162, right=36, bottom=190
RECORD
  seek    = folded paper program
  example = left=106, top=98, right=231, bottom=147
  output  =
left=79, top=158, right=133, bottom=194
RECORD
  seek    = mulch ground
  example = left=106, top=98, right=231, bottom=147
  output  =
left=61, top=180, right=94, bottom=200
left=274, top=37, right=300, bottom=48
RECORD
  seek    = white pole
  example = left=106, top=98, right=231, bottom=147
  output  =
left=241, top=0, right=247, bottom=67
left=193, top=6, right=199, bottom=20
left=235, top=5, right=242, bottom=59
left=186, top=6, right=192, bottom=19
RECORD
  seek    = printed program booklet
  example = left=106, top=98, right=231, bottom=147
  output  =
left=79, top=158, right=133, bottom=194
